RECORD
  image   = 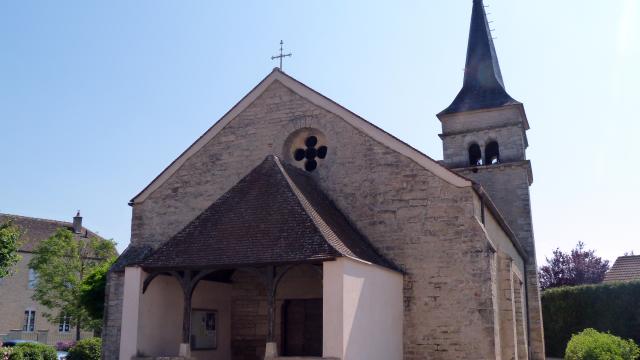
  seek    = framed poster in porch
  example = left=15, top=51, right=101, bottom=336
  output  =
left=191, top=309, right=217, bottom=350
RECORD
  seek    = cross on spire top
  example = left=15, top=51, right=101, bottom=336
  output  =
left=271, top=40, right=292, bottom=70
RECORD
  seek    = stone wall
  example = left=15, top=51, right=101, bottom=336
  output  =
left=106, top=78, right=513, bottom=359
left=230, top=265, right=322, bottom=360
left=439, top=106, right=528, bottom=169
left=102, top=271, right=124, bottom=360
left=458, top=163, right=545, bottom=359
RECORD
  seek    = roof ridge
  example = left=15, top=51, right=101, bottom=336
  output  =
left=272, top=157, right=349, bottom=259
left=0, top=212, right=74, bottom=227
left=275, top=157, right=398, bottom=271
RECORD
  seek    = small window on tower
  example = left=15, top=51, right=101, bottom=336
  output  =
left=485, top=141, right=500, bottom=165
left=468, top=143, right=482, bottom=166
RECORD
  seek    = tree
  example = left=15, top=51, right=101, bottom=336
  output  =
left=539, top=241, right=610, bottom=290
left=0, top=221, right=21, bottom=278
left=29, top=228, right=117, bottom=340
left=80, top=258, right=114, bottom=326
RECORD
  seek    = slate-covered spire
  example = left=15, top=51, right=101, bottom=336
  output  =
left=440, top=0, right=520, bottom=115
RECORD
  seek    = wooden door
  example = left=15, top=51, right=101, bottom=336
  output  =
left=282, top=299, right=322, bottom=356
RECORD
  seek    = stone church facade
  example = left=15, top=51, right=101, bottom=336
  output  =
left=102, top=1, right=545, bottom=359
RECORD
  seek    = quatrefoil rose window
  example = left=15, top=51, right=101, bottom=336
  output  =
left=293, top=136, right=328, bottom=172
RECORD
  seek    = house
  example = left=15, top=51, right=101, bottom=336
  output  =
left=102, top=1, right=545, bottom=359
left=603, top=255, right=640, bottom=283
left=0, top=212, right=99, bottom=345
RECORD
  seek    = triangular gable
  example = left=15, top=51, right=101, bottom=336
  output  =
left=131, top=68, right=471, bottom=205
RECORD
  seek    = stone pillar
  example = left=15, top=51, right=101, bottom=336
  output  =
left=513, top=277, right=528, bottom=360
left=119, top=266, right=144, bottom=360
left=322, top=260, right=343, bottom=359
left=497, top=254, right=517, bottom=360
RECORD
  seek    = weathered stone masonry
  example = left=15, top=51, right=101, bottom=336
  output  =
left=103, top=79, right=511, bottom=359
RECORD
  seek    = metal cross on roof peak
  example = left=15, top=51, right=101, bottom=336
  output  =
left=271, top=40, right=292, bottom=70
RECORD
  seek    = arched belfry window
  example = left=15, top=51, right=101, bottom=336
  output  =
left=468, top=143, right=482, bottom=166
left=485, top=141, right=500, bottom=165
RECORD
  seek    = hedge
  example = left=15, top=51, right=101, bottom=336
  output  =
left=67, top=338, right=101, bottom=360
left=542, top=281, right=640, bottom=357
left=1, top=347, right=18, bottom=360
left=6, top=343, right=56, bottom=360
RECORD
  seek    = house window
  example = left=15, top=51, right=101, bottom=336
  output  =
left=28, top=268, right=38, bottom=289
left=59, top=314, right=71, bottom=333
left=23, top=310, right=36, bottom=332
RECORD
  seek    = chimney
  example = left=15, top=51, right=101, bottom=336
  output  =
left=73, top=211, right=82, bottom=234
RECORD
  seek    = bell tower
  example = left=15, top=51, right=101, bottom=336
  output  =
left=437, top=1, right=545, bottom=358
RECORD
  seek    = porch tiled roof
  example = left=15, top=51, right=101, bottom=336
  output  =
left=603, top=255, right=640, bottom=283
left=139, top=156, right=395, bottom=270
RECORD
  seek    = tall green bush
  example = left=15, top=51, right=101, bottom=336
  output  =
left=67, top=338, right=101, bottom=360
left=542, top=281, right=640, bottom=357
left=565, top=328, right=640, bottom=360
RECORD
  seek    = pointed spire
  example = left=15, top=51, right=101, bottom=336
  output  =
left=440, top=0, right=519, bottom=115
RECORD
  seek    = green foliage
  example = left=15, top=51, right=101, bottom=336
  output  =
left=12, top=343, right=57, bottom=360
left=1, top=346, right=22, bottom=360
left=80, top=258, right=114, bottom=321
left=565, top=328, right=640, bottom=360
left=0, top=221, right=21, bottom=278
left=542, top=281, right=640, bottom=357
left=28, top=228, right=117, bottom=338
left=66, top=338, right=101, bottom=360
left=8, top=348, right=24, bottom=360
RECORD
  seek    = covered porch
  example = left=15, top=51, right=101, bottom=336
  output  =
left=119, top=258, right=402, bottom=360
left=118, top=156, right=403, bottom=360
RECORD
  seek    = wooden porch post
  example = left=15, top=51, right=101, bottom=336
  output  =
left=177, top=270, right=194, bottom=358
left=182, top=289, right=193, bottom=344
left=266, top=265, right=276, bottom=342
left=264, top=265, right=278, bottom=359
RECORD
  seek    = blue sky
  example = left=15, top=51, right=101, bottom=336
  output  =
left=1, top=1, right=638, bottom=265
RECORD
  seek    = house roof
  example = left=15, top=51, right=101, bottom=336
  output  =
left=139, top=156, right=396, bottom=271
left=439, top=0, right=520, bottom=115
left=129, top=68, right=471, bottom=205
left=603, top=256, right=640, bottom=283
left=0, top=213, right=103, bottom=252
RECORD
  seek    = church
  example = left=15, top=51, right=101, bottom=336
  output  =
left=102, top=1, right=545, bottom=359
